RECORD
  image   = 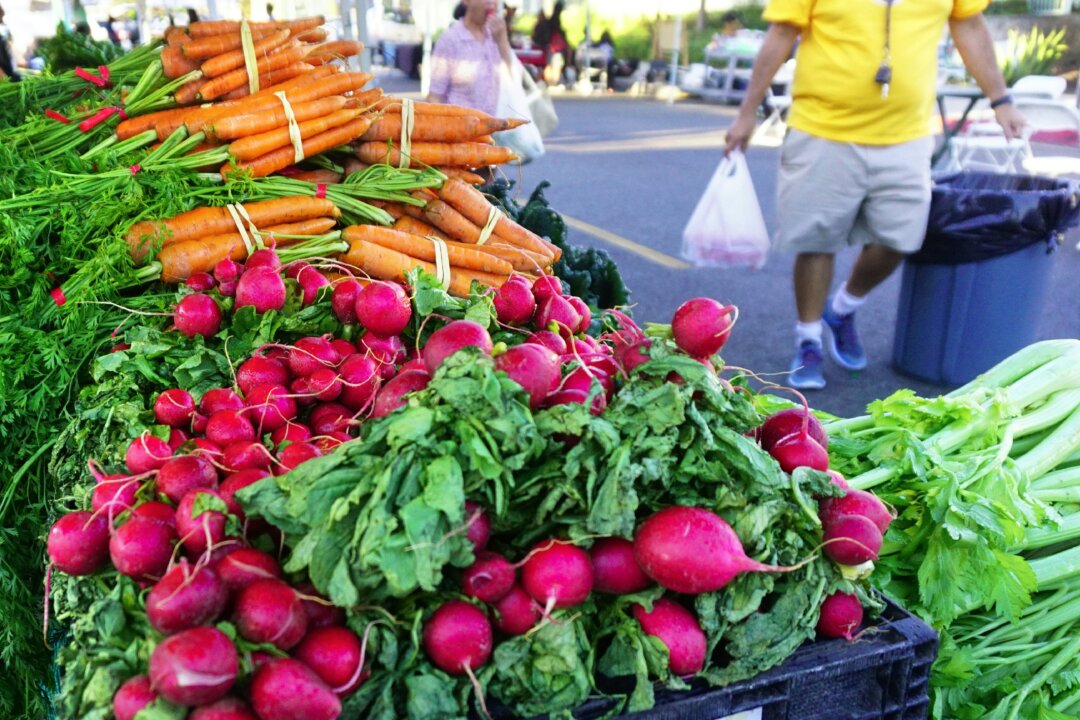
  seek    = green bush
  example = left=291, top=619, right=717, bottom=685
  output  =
left=999, top=26, right=1068, bottom=85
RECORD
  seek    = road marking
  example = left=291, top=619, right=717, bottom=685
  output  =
left=561, top=214, right=691, bottom=270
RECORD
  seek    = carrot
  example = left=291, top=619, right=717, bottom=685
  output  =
left=345, top=88, right=384, bottom=110
left=392, top=216, right=451, bottom=242
left=340, top=235, right=507, bottom=297
left=349, top=225, right=513, bottom=274
left=177, top=26, right=276, bottom=59
left=358, top=114, right=525, bottom=143
left=117, top=106, right=189, bottom=140
left=474, top=135, right=495, bottom=144
left=164, top=26, right=189, bottom=46
left=187, top=16, right=325, bottom=39
left=438, top=178, right=556, bottom=259
left=207, top=94, right=348, bottom=140
left=438, top=167, right=487, bottom=185
left=127, top=197, right=340, bottom=261
left=197, top=43, right=307, bottom=101
left=471, top=241, right=552, bottom=273
left=355, top=142, right=518, bottom=169
left=419, top=198, right=485, bottom=245
left=294, top=27, right=329, bottom=43
left=200, top=28, right=291, bottom=78
left=218, top=62, right=316, bottom=101
left=226, top=116, right=373, bottom=179
left=229, top=108, right=361, bottom=161
left=304, top=40, right=365, bottom=65
left=174, top=77, right=207, bottom=105
left=373, top=98, right=495, bottom=120
left=161, top=45, right=202, bottom=79
left=280, top=168, right=343, bottom=184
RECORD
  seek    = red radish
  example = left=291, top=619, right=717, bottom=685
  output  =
left=357, top=333, right=407, bottom=379
left=168, top=428, right=191, bottom=451
left=157, top=454, right=219, bottom=504
left=566, top=296, right=592, bottom=334
left=314, top=431, right=352, bottom=452
left=491, top=584, right=540, bottom=635
left=759, top=408, right=829, bottom=452
left=202, top=538, right=243, bottom=567
left=216, top=548, right=282, bottom=593
left=114, top=675, right=156, bottom=720
left=521, top=540, right=593, bottom=609
left=494, top=276, right=536, bottom=325
left=632, top=599, right=707, bottom=676
left=372, top=369, right=430, bottom=418
left=309, top=403, right=352, bottom=435
left=126, top=433, right=172, bottom=474
left=526, top=330, right=567, bottom=355
left=221, top=441, right=273, bottom=474
left=214, top=259, right=243, bottom=297
left=250, top=658, right=341, bottom=720
left=192, top=414, right=209, bottom=434
left=236, top=267, right=287, bottom=313
left=422, top=600, right=493, bottom=675
left=47, top=511, right=110, bottom=576
left=288, top=337, right=340, bottom=377
left=149, top=626, right=238, bottom=706
left=219, top=468, right=271, bottom=520
left=566, top=333, right=602, bottom=355
left=176, top=294, right=223, bottom=338
left=400, top=357, right=427, bottom=373
left=296, top=264, right=330, bottom=306
left=294, top=626, right=366, bottom=695
left=189, top=697, right=258, bottom=720
left=535, top=294, right=582, bottom=334
left=590, top=537, right=652, bottom=594
left=671, top=298, right=736, bottom=358
left=270, top=423, right=312, bottom=447
left=823, top=514, right=882, bottom=565
left=237, top=356, right=291, bottom=395
left=578, top=353, right=620, bottom=380
left=562, top=365, right=613, bottom=399
left=147, top=560, right=228, bottom=635
left=297, top=583, right=345, bottom=629
left=245, top=383, right=297, bottom=432
left=532, top=275, right=563, bottom=302
left=306, top=367, right=343, bottom=402
left=246, top=248, right=282, bottom=272
left=110, top=515, right=177, bottom=580
left=820, top=489, right=893, bottom=534
left=331, top=279, right=362, bottom=324
left=200, top=388, right=244, bottom=415
left=175, top=489, right=229, bottom=556
left=462, top=551, right=516, bottom=603
left=330, top=338, right=356, bottom=357
left=769, top=432, right=829, bottom=473
left=355, top=281, right=412, bottom=336
left=817, top=591, right=864, bottom=640
left=233, top=579, right=308, bottom=650
left=494, top=343, right=560, bottom=409
left=277, top=442, right=322, bottom=474
left=91, top=477, right=139, bottom=516
left=186, top=272, right=216, bottom=292
left=206, top=410, right=255, bottom=448
left=633, top=506, right=790, bottom=594
left=133, top=501, right=179, bottom=530
left=337, top=354, right=381, bottom=411
left=422, top=320, right=493, bottom=373
left=464, top=501, right=490, bottom=551
left=155, top=389, right=196, bottom=428
left=826, top=470, right=850, bottom=492
left=547, top=388, right=606, bottom=416
left=614, top=339, right=652, bottom=374
left=111, top=343, right=132, bottom=353
left=191, top=437, right=221, bottom=458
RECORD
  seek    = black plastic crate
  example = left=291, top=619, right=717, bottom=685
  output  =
left=522, top=597, right=938, bottom=720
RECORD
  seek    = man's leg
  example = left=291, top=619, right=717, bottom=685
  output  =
left=846, top=244, right=905, bottom=297
left=794, top=252, right=835, bottom=322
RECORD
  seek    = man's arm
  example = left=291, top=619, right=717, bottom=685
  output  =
left=949, top=13, right=1024, bottom=139
left=724, top=22, right=800, bottom=154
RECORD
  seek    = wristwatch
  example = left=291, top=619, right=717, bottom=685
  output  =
left=990, top=94, right=1014, bottom=109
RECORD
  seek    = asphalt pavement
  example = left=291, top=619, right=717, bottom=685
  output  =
left=377, top=72, right=1079, bottom=419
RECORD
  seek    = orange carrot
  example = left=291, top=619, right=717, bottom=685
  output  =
left=229, top=108, right=361, bottom=161
left=304, top=40, right=365, bottom=65
left=161, top=45, right=202, bottom=79
left=392, top=216, right=451, bottom=242
left=358, top=114, right=524, bottom=143
left=280, top=168, right=343, bottom=184
left=438, top=167, right=487, bottom=185
left=471, top=241, right=551, bottom=273
left=200, top=28, right=291, bottom=78
left=438, top=178, right=556, bottom=259
left=355, top=142, right=517, bottom=169
left=117, top=106, right=189, bottom=140
left=187, top=16, right=325, bottom=39
left=177, top=26, right=277, bottom=59
left=419, top=198, right=484, bottom=245
left=340, top=235, right=507, bottom=297
left=373, top=98, right=495, bottom=120
left=197, top=43, right=307, bottom=101
left=164, top=26, right=189, bottom=46
left=474, top=135, right=495, bottom=144
left=294, top=27, right=329, bottom=43
left=218, top=62, right=316, bottom=101
left=174, top=76, right=207, bottom=105
left=226, top=116, right=373, bottom=179
left=349, top=225, right=513, bottom=274
left=207, top=94, right=348, bottom=140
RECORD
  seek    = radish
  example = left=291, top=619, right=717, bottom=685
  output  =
left=296, top=264, right=331, bottom=306
left=633, top=506, right=791, bottom=594
left=306, top=367, right=343, bottom=402
left=526, top=330, right=567, bottom=355
left=826, top=470, right=851, bottom=492
left=245, top=383, right=297, bottom=432
left=147, top=560, right=228, bottom=635
left=149, top=626, right=238, bottom=706
left=176, top=294, right=223, bottom=338
left=233, top=579, right=308, bottom=650
left=330, top=337, right=356, bottom=357
left=157, top=454, right=219, bottom=504
left=294, top=626, right=367, bottom=695
left=192, top=437, right=221, bottom=458
left=331, top=279, right=362, bottom=324
left=237, top=356, right=291, bottom=395
left=357, top=333, right=407, bottom=379
left=532, top=275, right=563, bottom=303
left=422, top=320, right=493, bottom=373
left=168, top=428, right=191, bottom=451
left=816, top=591, right=864, bottom=640
left=47, top=511, right=110, bottom=576
left=189, top=697, right=259, bottom=720
left=494, top=343, right=560, bottom=409
left=768, top=432, right=829, bottom=473
left=521, top=540, right=593, bottom=610
left=277, top=442, right=322, bottom=474
left=91, top=477, right=139, bottom=516
left=186, top=272, right=216, bottom=292
left=236, top=267, right=287, bottom=313
left=462, top=551, right=516, bottom=603
left=491, top=584, right=540, bottom=635
left=133, top=501, right=178, bottom=530
left=562, top=365, right=613, bottom=399
left=113, top=675, right=156, bottom=720
left=671, top=298, right=736, bottom=358
left=590, top=537, right=652, bottom=594
left=126, top=433, right=172, bottom=474
left=820, top=489, right=894, bottom=534
left=250, top=658, right=341, bottom=720
left=270, top=423, right=312, bottom=447
left=221, top=441, right=273, bottom=474
left=355, top=281, right=412, bottom=336
left=547, top=388, right=606, bottom=416
left=110, top=515, right=177, bottom=580
left=422, top=600, right=493, bottom=675
left=214, top=259, right=243, bottom=297
left=337, top=354, right=381, bottom=410
left=613, top=339, right=652, bottom=375
left=632, top=598, right=707, bottom=676
left=464, top=500, right=490, bottom=551
left=535, top=294, right=582, bottom=334
left=823, top=514, right=882, bottom=565
left=155, top=388, right=196, bottom=428
left=494, top=276, right=536, bottom=325
left=400, top=357, right=427, bottom=373
left=175, top=489, right=229, bottom=556
left=372, top=369, right=430, bottom=418
left=216, top=548, right=282, bottom=593
left=297, top=583, right=345, bottom=629
left=200, top=388, right=245, bottom=415
left=288, top=337, right=341, bottom=378
left=309, top=403, right=352, bottom=435
left=246, top=248, right=282, bottom=272
left=759, top=407, right=828, bottom=452
left=566, top=296, right=592, bottom=334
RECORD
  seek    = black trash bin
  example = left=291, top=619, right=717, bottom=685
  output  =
left=893, top=172, right=1080, bottom=385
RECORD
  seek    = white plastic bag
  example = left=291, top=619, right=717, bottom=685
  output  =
left=681, top=151, right=770, bottom=269
left=493, top=58, right=546, bottom=164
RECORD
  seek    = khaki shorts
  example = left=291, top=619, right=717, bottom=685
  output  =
left=775, top=129, right=934, bottom=254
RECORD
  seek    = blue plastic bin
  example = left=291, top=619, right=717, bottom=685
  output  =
left=893, top=172, right=1079, bottom=386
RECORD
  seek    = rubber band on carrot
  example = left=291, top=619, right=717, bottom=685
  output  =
left=477, top=205, right=499, bottom=246
left=240, top=19, right=259, bottom=95
left=274, top=91, right=304, bottom=163
left=226, top=204, right=258, bottom=254
left=399, top=98, right=415, bottom=169
left=429, top=236, right=451, bottom=291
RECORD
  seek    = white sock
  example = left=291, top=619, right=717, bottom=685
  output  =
left=831, top=282, right=867, bottom=316
left=795, top=321, right=823, bottom=348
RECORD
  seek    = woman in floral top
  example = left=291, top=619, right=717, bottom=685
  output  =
left=427, top=0, right=513, bottom=116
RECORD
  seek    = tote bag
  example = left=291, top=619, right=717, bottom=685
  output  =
left=681, top=151, right=770, bottom=269
left=493, top=58, right=547, bottom=163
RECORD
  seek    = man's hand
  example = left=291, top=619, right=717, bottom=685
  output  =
left=487, top=14, right=509, bottom=47
left=995, top=102, right=1026, bottom=140
left=725, top=110, right=757, bottom=155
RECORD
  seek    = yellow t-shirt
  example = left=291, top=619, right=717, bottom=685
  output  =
left=763, top=0, right=989, bottom=145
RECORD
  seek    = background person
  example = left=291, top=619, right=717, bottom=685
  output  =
left=0, top=3, right=20, bottom=81
left=725, top=0, right=1024, bottom=390
left=427, top=0, right=512, bottom=117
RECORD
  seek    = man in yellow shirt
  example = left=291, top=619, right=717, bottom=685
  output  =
left=725, top=0, right=1024, bottom=390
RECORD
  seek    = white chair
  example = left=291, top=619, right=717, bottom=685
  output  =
left=1014, top=98, right=1080, bottom=178
left=1012, top=75, right=1067, bottom=100
left=752, top=59, right=795, bottom=146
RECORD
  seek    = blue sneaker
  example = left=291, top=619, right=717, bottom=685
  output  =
left=788, top=341, right=826, bottom=390
left=822, top=305, right=868, bottom=371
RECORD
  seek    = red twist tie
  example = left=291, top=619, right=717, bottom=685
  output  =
left=74, top=66, right=108, bottom=88
left=98, top=65, right=110, bottom=84
left=129, top=164, right=141, bottom=175
left=78, top=106, right=121, bottom=133
left=315, top=183, right=327, bottom=199
left=118, top=108, right=128, bottom=120
left=44, top=109, right=70, bottom=124
left=50, top=287, right=67, bottom=307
